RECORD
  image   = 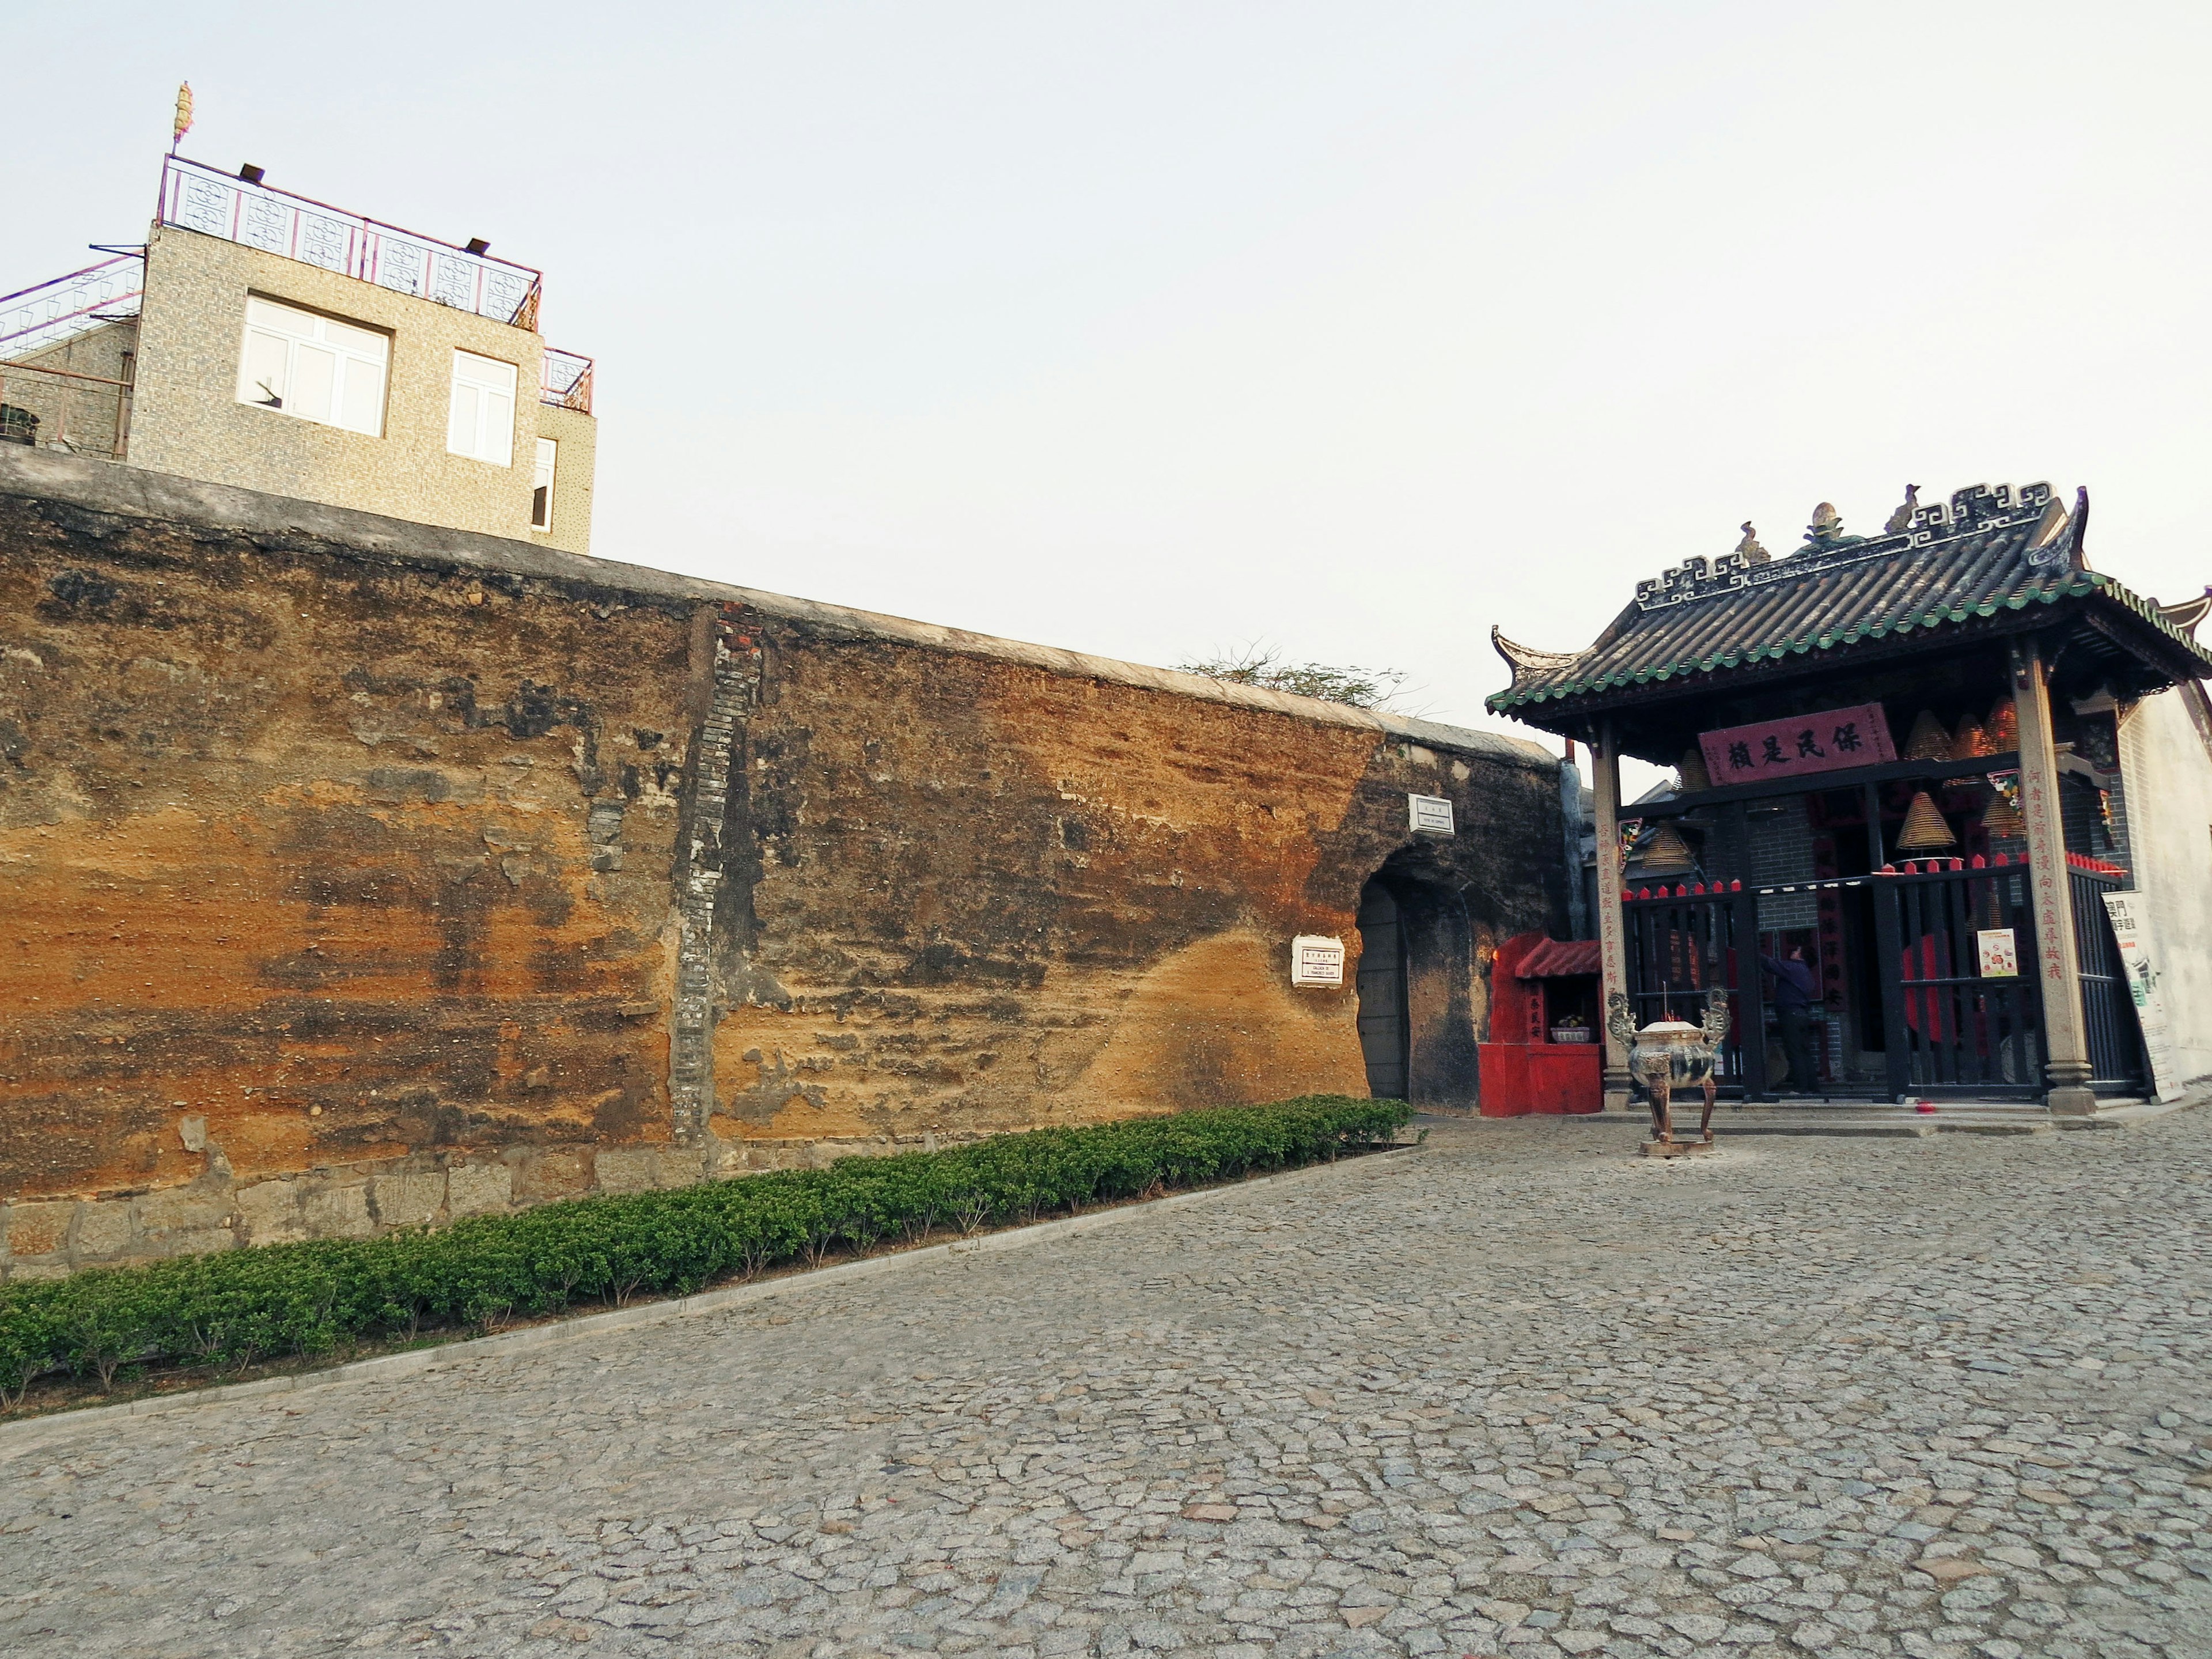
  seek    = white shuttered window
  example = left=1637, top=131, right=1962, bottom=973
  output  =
left=236, top=297, right=388, bottom=436
left=531, top=438, right=557, bottom=530
left=448, top=350, right=517, bottom=466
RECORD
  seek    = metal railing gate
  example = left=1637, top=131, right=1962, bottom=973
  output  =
left=2069, top=866, right=2149, bottom=1096
left=1874, top=858, right=2044, bottom=1099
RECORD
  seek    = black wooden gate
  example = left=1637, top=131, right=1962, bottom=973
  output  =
left=1874, top=857, right=2044, bottom=1099
left=1621, top=881, right=1764, bottom=1097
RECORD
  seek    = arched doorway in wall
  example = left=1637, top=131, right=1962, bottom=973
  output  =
left=1355, top=856, right=1479, bottom=1107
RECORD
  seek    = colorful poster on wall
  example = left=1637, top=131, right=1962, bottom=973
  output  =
left=1976, top=929, right=2020, bottom=978
left=1697, top=702, right=1898, bottom=788
left=2100, top=892, right=2183, bottom=1103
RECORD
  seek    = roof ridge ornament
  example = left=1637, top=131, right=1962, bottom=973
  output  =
left=1629, top=480, right=2058, bottom=612
left=1802, top=502, right=1856, bottom=548
left=1881, top=486, right=1921, bottom=537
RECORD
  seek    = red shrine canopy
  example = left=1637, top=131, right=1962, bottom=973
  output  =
left=1514, top=938, right=1601, bottom=979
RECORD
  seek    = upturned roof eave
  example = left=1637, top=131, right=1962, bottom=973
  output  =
left=1485, top=584, right=2207, bottom=732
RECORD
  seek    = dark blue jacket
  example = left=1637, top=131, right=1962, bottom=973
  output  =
left=1762, top=953, right=1817, bottom=1012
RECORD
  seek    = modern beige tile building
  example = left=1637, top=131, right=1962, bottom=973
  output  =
left=0, top=156, right=595, bottom=553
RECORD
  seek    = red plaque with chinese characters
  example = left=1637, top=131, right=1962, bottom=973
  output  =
left=1697, top=703, right=1896, bottom=786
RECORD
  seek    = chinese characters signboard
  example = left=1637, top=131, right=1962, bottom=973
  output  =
left=1697, top=703, right=1897, bottom=786
left=1290, top=935, right=1346, bottom=987
left=1975, top=928, right=2019, bottom=978
left=2100, top=893, right=2183, bottom=1102
left=1407, top=794, right=1456, bottom=836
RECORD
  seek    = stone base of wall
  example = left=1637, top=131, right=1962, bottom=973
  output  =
left=0, top=1130, right=1005, bottom=1281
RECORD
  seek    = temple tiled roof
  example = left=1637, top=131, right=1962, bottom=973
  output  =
left=1488, top=482, right=2212, bottom=719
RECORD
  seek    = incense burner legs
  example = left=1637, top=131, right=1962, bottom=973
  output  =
left=1608, top=990, right=1729, bottom=1156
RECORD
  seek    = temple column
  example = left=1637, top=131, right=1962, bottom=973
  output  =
left=2012, top=635, right=2097, bottom=1116
left=1590, top=724, right=1633, bottom=1111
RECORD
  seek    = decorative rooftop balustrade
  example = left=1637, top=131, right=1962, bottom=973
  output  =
left=0, top=257, right=145, bottom=360
left=541, top=348, right=593, bottom=414
left=157, top=156, right=543, bottom=329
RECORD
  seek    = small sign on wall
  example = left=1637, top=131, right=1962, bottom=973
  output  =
left=1291, top=935, right=1346, bottom=987
left=1408, top=794, right=1455, bottom=836
left=1976, top=928, right=2020, bottom=978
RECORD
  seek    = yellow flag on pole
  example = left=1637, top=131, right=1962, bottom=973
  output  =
left=172, top=83, right=194, bottom=150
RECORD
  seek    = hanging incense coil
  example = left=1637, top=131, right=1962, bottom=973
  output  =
left=1979, top=792, right=2025, bottom=839
left=1987, top=696, right=2020, bottom=749
left=1677, top=747, right=1713, bottom=793
left=1946, top=715, right=1996, bottom=783
left=1639, top=821, right=1696, bottom=874
left=1977, top=882, right=2006, bottom=930
left=1896, top=789, right=1958, bottom=853
left=1902, top=710, right=1954, bottom=763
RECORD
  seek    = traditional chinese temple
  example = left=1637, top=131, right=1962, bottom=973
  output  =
left=1488, top=482, right=2212, bottom=1118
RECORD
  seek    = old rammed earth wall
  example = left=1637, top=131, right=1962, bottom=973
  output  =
left=0, top=449, right=1565, bottom=1277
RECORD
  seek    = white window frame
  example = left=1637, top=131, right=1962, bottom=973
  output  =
left=531, top=437, right=557, bottom=531
left=234, top=296, right=388, bottom=437
left=448, top=350, right=517, bottom=467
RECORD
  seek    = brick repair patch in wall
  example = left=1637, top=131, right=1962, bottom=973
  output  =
left=671, top=612, right=762, bottom=1142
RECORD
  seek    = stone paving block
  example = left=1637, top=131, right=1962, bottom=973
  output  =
left=5, top=1114, right=2211, bottom=1658
left=3, top=1200, right=74, bottom=1260
left=593, top=1146, right=666, bottom=1194
left=301, top=1183, right=373, bottom=1238
left=234, top=1179, right=306, bottom=1245
left=514, top=1147, right=596, bottom=1204
left=135, top=1183, right=230, bottom=1242
left=445, top=1162, right=513, bottom=1218
left=370, top=1170, right=446, bottom=1228
left=71, top=1196, right=135, bottom=1259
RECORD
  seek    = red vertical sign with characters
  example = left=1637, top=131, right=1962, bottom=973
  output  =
left=1698, top=703, right=1897, bottom=788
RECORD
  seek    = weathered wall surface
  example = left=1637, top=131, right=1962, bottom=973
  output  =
left=691, top=624, right=1556, bottom=1148
left=0, top=459, right=690, bottom=1278
left=0, top=450, right=1564, bottom=1275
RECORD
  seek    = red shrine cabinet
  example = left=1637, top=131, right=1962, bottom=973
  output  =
left=1479, top=932, right=1603, bottom=1115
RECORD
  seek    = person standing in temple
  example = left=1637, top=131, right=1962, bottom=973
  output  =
left=1761, top=943, right=1821, bottom=1092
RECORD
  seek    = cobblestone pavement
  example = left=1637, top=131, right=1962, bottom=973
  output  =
left=5, top=1113, right=2211, bottom=1659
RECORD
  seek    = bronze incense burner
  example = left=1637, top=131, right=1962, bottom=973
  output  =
left=1607, top=989, right=1731, bottom=1153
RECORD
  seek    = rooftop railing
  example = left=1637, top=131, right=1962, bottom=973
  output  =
left=0, top=256, right=145, bottom=361
left=0, top=359, right=133, bottom=460
left=542, top=347, right=594, bottom=414
left=157, top=156, right=544, bottom=329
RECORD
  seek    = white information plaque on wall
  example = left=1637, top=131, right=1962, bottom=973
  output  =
left=1291, top=935, right=1346, bottom=987
left=1408, top=794, right=1455, bottom=836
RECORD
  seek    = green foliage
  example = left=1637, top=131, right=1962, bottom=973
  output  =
left=0, top=1096, right=1407, bottom=1405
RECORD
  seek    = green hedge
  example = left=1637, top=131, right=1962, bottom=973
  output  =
left=0, top=1096, right=1408, bottom=1407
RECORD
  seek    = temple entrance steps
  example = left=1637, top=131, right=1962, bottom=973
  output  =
left=1573, top=1097, right=2068, bottom=1137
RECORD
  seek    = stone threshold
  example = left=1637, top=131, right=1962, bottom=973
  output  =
left=1552, top=1088, right=2206, bottom=1138
left=0, top=1143, right=1422, bottom=1457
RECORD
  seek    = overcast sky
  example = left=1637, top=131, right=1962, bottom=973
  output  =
left=13, top=2, right=2212, bottom=779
